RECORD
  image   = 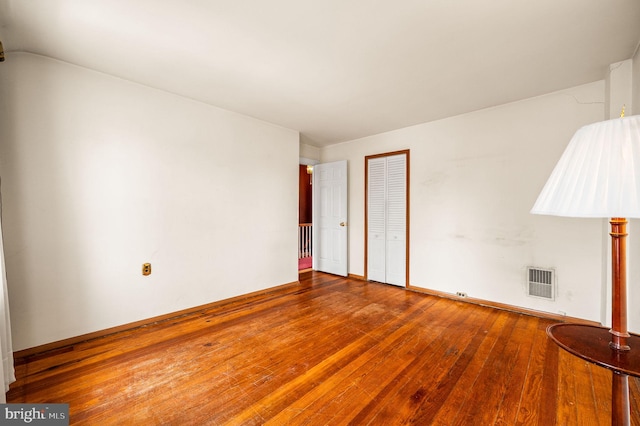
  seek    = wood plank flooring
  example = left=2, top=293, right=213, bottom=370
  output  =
left=7, top=271, right=640, bottom=425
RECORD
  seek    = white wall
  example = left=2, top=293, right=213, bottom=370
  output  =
left=633, top=45, right=640, bottom=113
left=321, top=82, right=607, bottom=323
left=0, top=53, right=300, bottom=351
left=606, top=60, right=633, bottom=119
left=299, top=140, right=320, bottom=164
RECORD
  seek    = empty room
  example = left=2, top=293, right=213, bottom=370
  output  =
left=1, top=1, right=640, bottom=424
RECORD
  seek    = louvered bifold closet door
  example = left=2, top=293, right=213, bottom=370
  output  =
left=367, top=157, right=387, bottom=283
left=367, top=153, right=406, bottom=287
left=385, top=154, right=406, bottom=286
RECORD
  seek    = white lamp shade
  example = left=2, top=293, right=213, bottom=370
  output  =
left=531, top=115, right=640, bottom=218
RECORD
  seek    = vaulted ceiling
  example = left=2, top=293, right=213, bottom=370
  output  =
left=1, top=1, right=639, bottom=146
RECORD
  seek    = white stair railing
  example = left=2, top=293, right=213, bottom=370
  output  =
left=298, top=224, right=312, bottom=259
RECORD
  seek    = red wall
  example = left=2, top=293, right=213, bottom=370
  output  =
left=299, top=165, right=312, bottom=224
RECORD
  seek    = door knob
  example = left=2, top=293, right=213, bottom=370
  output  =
left=340, top=222, right=347, bottom=227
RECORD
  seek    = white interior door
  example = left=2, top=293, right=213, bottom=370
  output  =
left=366, top=153, right=407, bottom=287
left=367, top=157, right=387, bottom=283
left=384, top=154, right=407, bottom=286
left=313, top=160, right=348, bottom=276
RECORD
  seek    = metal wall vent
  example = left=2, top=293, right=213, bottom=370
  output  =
left=526, top=267, right=555, bottom=300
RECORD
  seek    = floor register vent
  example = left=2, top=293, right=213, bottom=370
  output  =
left=526, top=267, right=555, bottom=300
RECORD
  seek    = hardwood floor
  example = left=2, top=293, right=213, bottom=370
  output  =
left=8, top=271, right=640, bottom=425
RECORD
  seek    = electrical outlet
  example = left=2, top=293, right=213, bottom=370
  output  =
left=456, top=292, right=467, bottom=298
left=142, top=263, right=152, bottom=276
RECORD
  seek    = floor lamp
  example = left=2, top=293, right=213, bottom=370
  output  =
left=531, top=112, right=640, bottom=425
